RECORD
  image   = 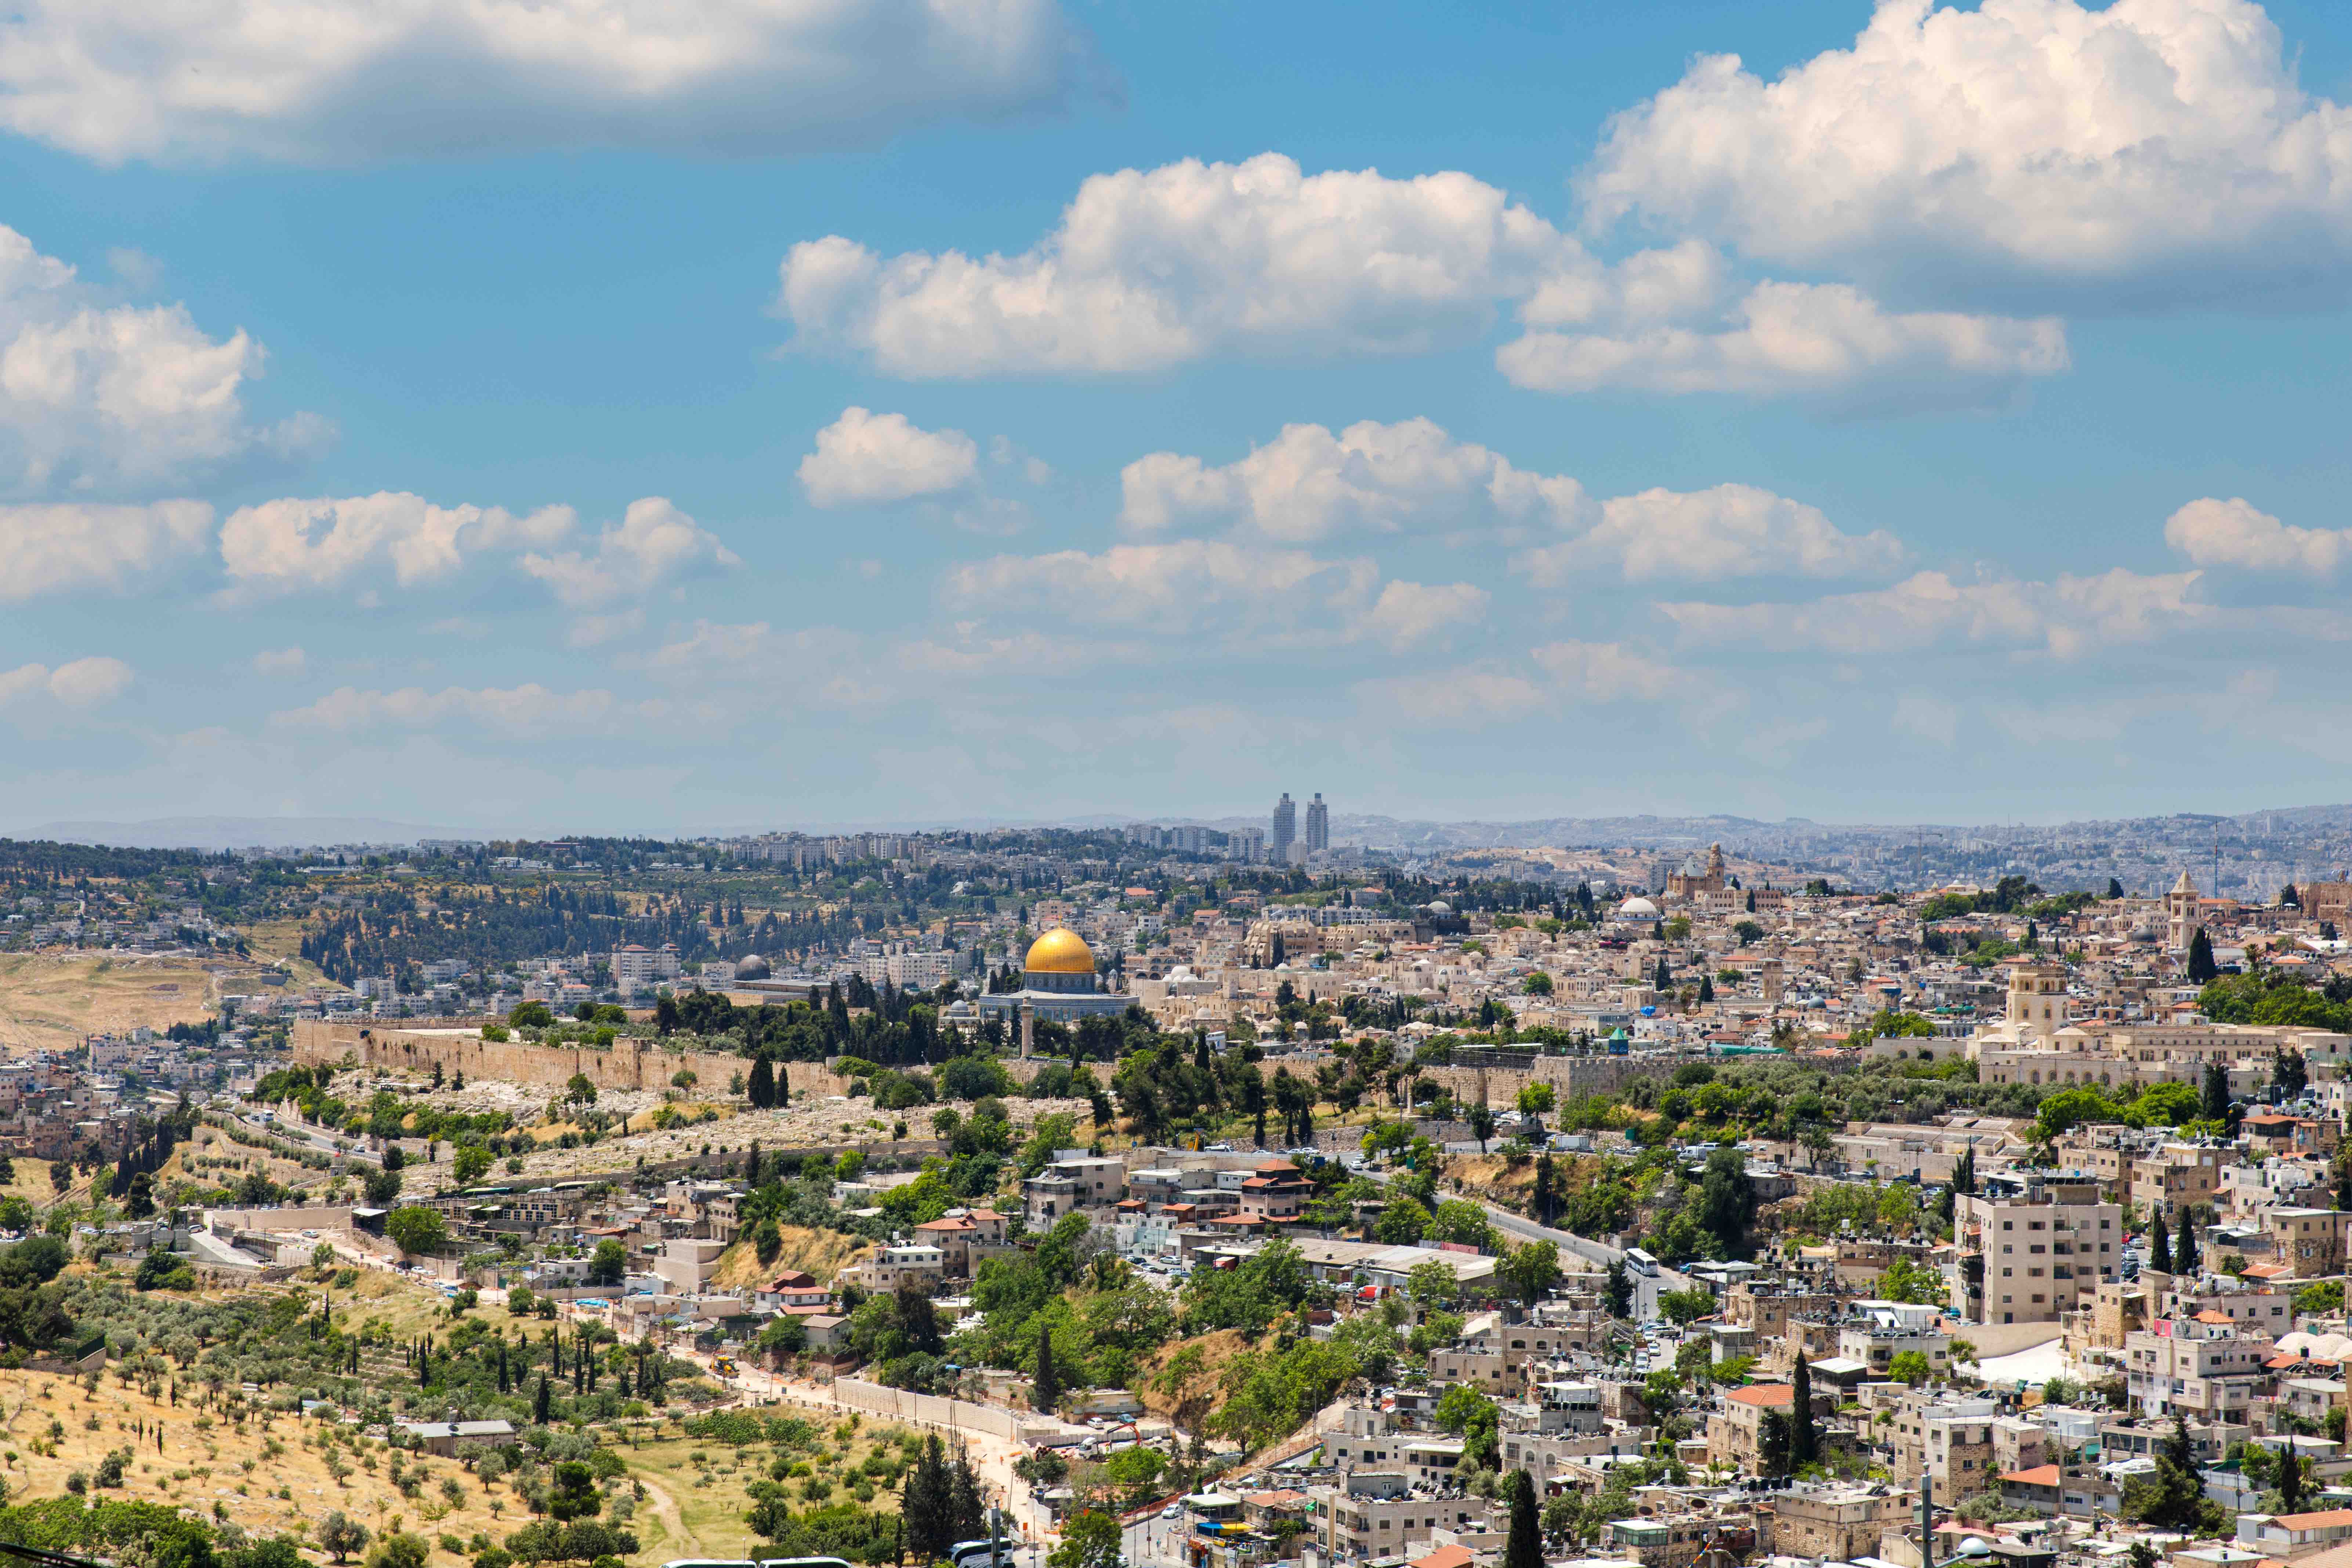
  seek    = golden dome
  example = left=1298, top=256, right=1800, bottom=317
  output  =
left=1024, top=927, right=1096, bottom=974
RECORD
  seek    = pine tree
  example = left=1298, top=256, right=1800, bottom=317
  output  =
left=904, top=1434, right=952, bottom=1558
left=2151, top=1212, right=2171, bottom=1275
left=1033, top=1323, right=1059, bottom=1413
left=1790, top=1352, right=1818, bottom=1469
left=1504, top=1469, right=1543, bottom=1568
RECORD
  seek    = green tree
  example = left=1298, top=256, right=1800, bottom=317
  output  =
left=1503, top=1469, right=1543, bottom=1568
left=318, top=1513, right=371, bottom=1565
left=2124, top=1416, right=2222, bottom=1533
left=1467, top=1102, right=1496, bottom=1153
left=1500, top=1241, right=1561, bottom=1307
left=2201, top=1060, right=2230, bottom=1122
left=1033, top=1320, right=1059, bottom=1413
left=1048, top=1511, right=1122, bottom=1568
left=452, top=1145, right=493, bottom=1184
left=1758, top=1408, right=1791, bottom=1477
left=1517, top=1083, right=1556, bottom=1117
left=587, top=1239, right=627, bottom=1286
left=1658, top=1288, right=1715, bottom=1326
left=1695, top=1147, right=1755, bottom=1257
left=1886, top=1350, right=1932, bottom=1386
left=2275, top=1047, right=2309, bottom=1100
left=1790, top=1352, right=1818, bottom=1467
left=2187, top=929, right=2218, bottom=984
left=1603, top=1260, right=1632, bottom=1319
left=2175, top=1209, right=2200, bottom=1274
left=2281, top=1441, right=2308, bottom=1515
left=385, top=1206, right=446, bottom=1257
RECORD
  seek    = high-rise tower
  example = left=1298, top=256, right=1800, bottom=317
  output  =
left=1271, top=793, right=1296, bottom=863
left=1305, top=793, right=1329, bottom=854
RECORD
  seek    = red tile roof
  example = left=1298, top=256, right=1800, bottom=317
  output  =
left=1727, top=1384, right=1794, bottom=1406
left=2001, top=1465, right=2061, bottom=1486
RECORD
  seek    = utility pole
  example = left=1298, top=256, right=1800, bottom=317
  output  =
left=1919, top=1473, right=1936, bottom=1568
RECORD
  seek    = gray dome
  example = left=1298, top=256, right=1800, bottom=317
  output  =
left=734, top=953, right=771, bottom=980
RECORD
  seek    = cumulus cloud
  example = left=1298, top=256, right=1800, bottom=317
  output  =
left=269, top=682, right=639, bottom=733
left=0, top=0, right=1091, bottom=165
left=1119, top=417, right=1590, bottom=543
left=519, top=497, right=738, bottom=610
left=0, top=499, right=211, bottom=598
left=218, top=491, right=575, bottom=597
left=1362, top=581, right=1490, bottom=651
left=1579, top=0, right=2352, bottom=305
left=798, top=406, right=979, bottom=506
left=2164, top=496, right=2352, bottom=573
left=1517, top=482, right=1905, bottom=583
left=1359, top=641, right=1685, bottom=724
left=0, top=655, right=134, bottom=708
left=1659, top=567, right=2203, bottom=657
left=0, top=225, right=320, bottom=494
left=252, top=646, right=306, bottom=677
left=1498, top=282, right=2066, bottom=403
left=780, top=152, right=2055, bottom=398
left=1119, top=418, right=1900, bottom=583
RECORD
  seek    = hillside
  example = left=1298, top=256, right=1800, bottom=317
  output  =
left=711, top=1227, right=874, bottom=1290
left=0, top=953, right=227, bottom=1051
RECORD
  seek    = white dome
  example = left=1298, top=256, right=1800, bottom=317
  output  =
left=2312, top=1333, right=2352, bottom=1361
left=1619, top=896, right=1660, bottom=918
left=1428, top=900, right=1453, bottom=915
left=1958, top=1539, right=1994, bottom=1558
left=2278, top=1330, right=2320, bottom=1355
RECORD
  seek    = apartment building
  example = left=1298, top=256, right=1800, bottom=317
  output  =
left=1755, top=1484, right=1913, bottom=1561
left=1886, top=1392, right=2000, bottom=1491
left=2124, top=1315, right=2272, bottom=1420
left=1307, top=1473, right=1490, bottom=1561
left=1707, top=1384, right=1796, bottom=1475
left=2130, top=1143, right=2228, bottom=1224
left=1957, top=1173, right=2123, bottom=1326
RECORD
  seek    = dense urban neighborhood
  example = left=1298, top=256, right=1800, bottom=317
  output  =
left=6, top=815, right=2352, bottom=1568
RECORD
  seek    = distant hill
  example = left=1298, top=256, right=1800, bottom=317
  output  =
left=22, top=816, right=461, bottom=851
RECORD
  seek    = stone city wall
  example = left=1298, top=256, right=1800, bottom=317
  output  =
left=291, top=1018, right=855, bottom=1099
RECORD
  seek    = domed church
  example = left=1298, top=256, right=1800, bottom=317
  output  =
left=976, top=925, right=1134, bottom=1030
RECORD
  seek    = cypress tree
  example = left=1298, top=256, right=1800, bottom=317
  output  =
left=2151, top=1212, right=2171, bottom=1275
left=748, top=1059, right=775, bottom=1109
left=1033, top=1323, right=1059, bottom=1413
left=2188, top=928, right=2218, bottom=985
left=948, top=1448, right=985, bottom=1544
left=2201, top=1060, right=2230, bottom=1122
left=533, top=1374, right=552, bottom=1425
left=2175, top=1208, right=2200, bottom=1274
left=1503, top=1469, right=1543, bottom=1568
left=1790, top=1352, right=1818, bottom=1469
left=2282, top=1442, right=2308, bottom=1514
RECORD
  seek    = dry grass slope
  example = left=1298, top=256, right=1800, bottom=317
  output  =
left=0, top=954, right=226, bottom=1052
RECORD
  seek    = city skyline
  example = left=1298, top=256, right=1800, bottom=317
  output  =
left=4, top=0, right=2352, bottom=829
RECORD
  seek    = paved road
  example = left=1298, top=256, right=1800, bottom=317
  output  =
left=1124, top=1512, right=1191, bottom=1568
left=1460, top=1189, right=1693, bottom=1320
left=230, top=1109, right=383, bottom=1166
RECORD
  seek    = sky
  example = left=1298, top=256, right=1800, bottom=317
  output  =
left=7, top=0, right=2352, bottom=837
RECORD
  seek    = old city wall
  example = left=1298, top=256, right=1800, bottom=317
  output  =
left=291, top=1018, right=855, bottom=1098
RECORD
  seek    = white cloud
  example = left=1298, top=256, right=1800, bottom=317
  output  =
left=2164, top=496, right=2352, bottom=573
left=1119, top=417, right=1590, bottom=544
left=269, top=683, right=636, bottom=733
left=1359, top=641, right=1684, bottom=724
left=780, top=152, right=2052, bottom=397
left=218, top=490, right=574, bottom=597
left=1659, top=567, right=2203, bottom=657
left=0, top=499, right=211, bottom=598
left=1119, top=418, right=1899, bottom=584
left=1518, top=482, right=1905, bottom=583
left=0, top=655, right=134, bottom=707
left=1362, top=580, right=1489, bottom=651
left=1498, top=282, right=2066, bottom=403
left=518, top=497, right=738, bottom=610
left=1892, top=692, right=1960, bottom=748
left=251, top=646, right=306, bottom=677
left=1580, top=0, right=2352, bottom=304
left=0, top=0, right=1090, bottom=165
left=0, top=225, right=320, bottom=494
left=799, top=406, right=979, bottom=506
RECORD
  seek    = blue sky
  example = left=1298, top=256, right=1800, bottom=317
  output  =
left=7, top=0, right=2352, bottom=836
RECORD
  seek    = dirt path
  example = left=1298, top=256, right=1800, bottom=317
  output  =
left=634, top=1473, right=686, bottom=1557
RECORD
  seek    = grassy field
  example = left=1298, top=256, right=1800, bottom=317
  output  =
left=0, top=954, right=229, bottom=1053
left=619, top=1419, right=913, bottom=1563
left=710, top=1228, right=873, bottom=1291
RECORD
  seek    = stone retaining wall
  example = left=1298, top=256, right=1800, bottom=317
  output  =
left=292, top=1018, right=855, bottom=1099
